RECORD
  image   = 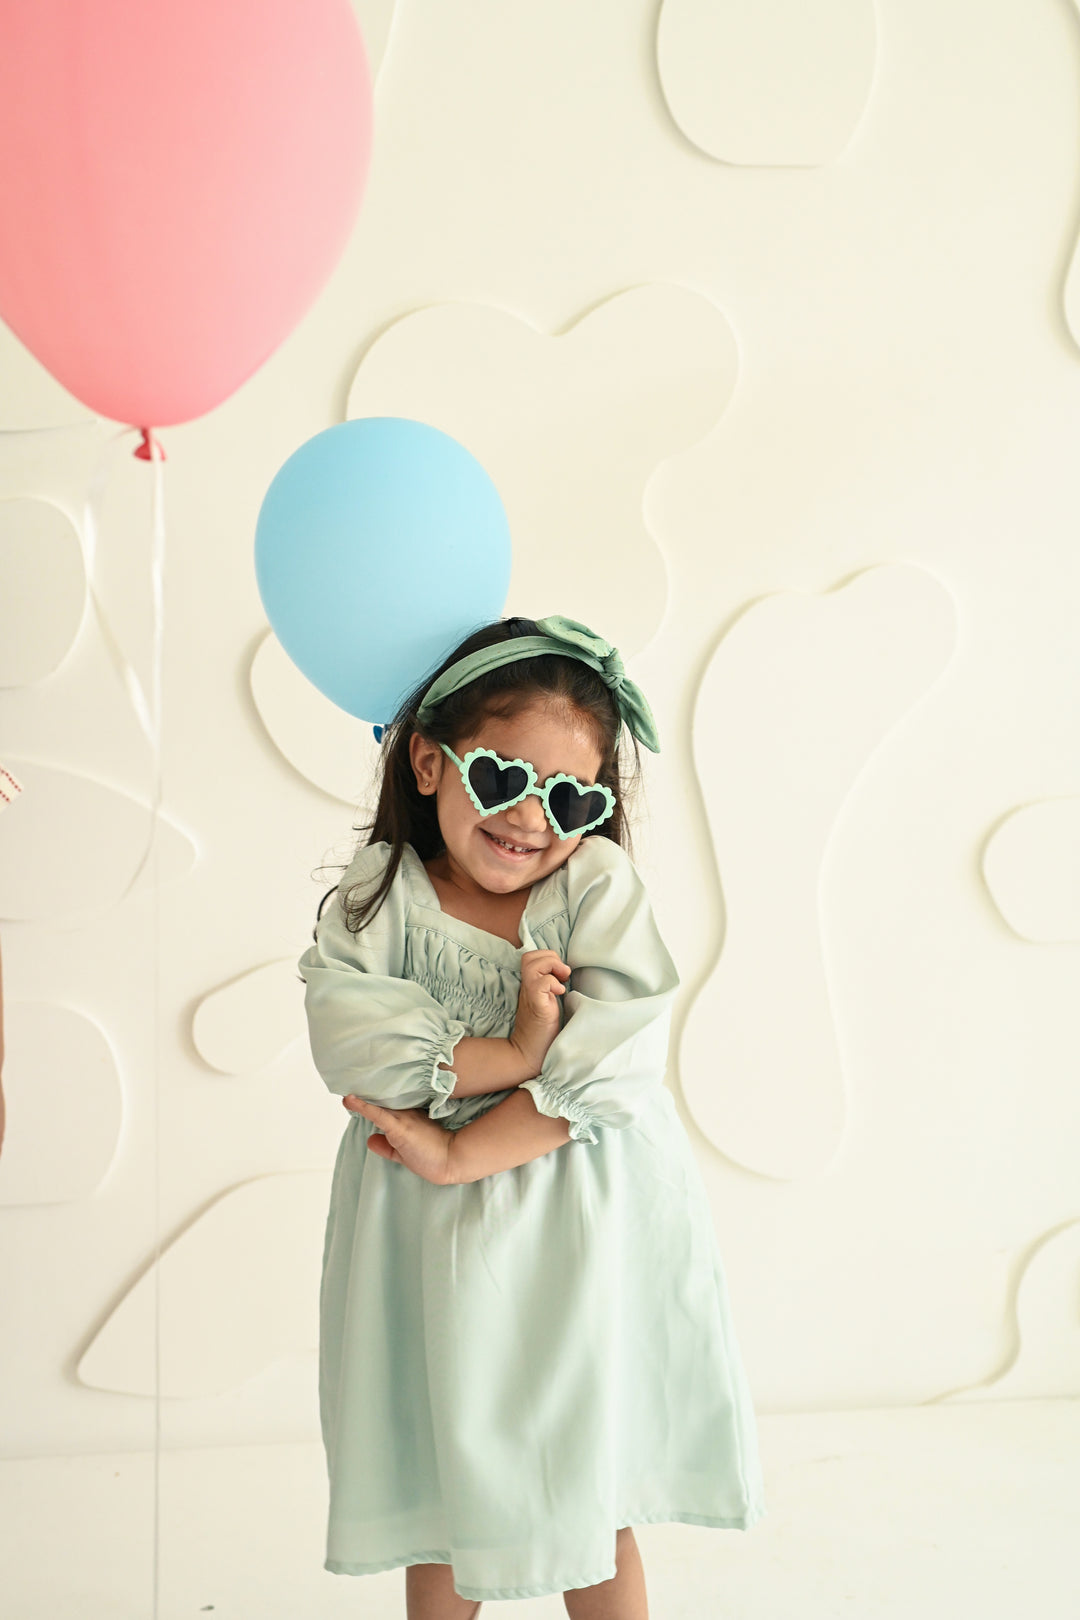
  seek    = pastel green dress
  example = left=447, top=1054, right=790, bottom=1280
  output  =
left=298, top=834, right=764, bottom=1603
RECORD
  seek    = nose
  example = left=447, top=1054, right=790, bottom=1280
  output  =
left=502, top=790, right=549, bottom=839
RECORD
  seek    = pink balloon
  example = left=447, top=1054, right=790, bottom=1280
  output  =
left=0, top=1, right=371, bottom=427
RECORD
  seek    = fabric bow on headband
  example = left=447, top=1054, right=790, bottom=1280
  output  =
left=414, top=613, right=661, bottom=753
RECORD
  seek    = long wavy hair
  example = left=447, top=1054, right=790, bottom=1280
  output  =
left=316, top=615, right=642, bottom=935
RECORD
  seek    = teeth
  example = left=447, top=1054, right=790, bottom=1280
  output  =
left=488, top=831, right=536, bottom=854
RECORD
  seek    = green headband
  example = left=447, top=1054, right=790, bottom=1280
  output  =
left=414, top=614, right=661, bottom=753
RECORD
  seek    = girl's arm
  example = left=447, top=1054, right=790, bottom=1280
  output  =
left=301, top=845, right=475, bottom=1114
left=437, top=951, right=570, bottom=1098
left=436, top=1035, right=536, bottom=1097
left=446, top=1088, right=572, bottom=1183
left=441, top=949, right=578, bottom=1177
left=516, top=838, right=680, bottom=1145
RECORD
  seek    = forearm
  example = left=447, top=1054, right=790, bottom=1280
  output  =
left=447, top=1086, right=572, bottom=1183
left=438, top=1035, right=537, bottom=1098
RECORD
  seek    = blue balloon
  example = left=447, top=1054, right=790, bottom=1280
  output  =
left=254, top=418, right=512, bottom=722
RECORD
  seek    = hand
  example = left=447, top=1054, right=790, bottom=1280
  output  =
left=343, top=1096, right=455, bottom=1185
left=510, top=948, right=571, bottom=1075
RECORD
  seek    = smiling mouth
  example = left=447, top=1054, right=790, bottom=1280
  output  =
left=481, top=827, right=543, bottom=856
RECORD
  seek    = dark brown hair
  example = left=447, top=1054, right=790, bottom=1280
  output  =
left=316, top=615, right=642, bottom=935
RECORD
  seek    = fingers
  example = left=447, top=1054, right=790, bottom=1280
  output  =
left=517, top=956, right=569, bottom=1013
left=365, top=1133, right=400, bottom=1163
left=521, top=950, right=571, bottom=981
left=345, top=1097, right=396, bottom=1134
left=342, top=1100, right=404, bottom=1165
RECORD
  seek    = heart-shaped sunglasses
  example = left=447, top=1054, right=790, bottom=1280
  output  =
left=439, top=744, right=616, bottom=840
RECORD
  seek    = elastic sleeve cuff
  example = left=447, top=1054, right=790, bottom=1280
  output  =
left=519, top=1076, right=600, bottom=1145
left=426, top=1020, right=468, bottom=1120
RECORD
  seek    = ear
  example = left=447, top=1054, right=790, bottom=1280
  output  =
left=409, top=732, right=445, bottom=797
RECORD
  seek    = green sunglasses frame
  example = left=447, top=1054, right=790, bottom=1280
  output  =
left=439, top=743, right=616, bottom=841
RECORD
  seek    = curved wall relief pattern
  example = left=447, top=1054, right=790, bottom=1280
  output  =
left=249, top=630, right=385, bottom=807
left=77, top=1171, right=330, bottom=1398
left=1061, top=4, right=1080, bottom=365
left=346, top=285, right=739, bottom=658
left=681, top=564, right=958, bottom=1181
left=656, top=0, right=877, bottom=167
left=0, top=760, right=197, bottom=921
left=193, top=959, right=306, bottom=1076
left=982, top=798, right=1080, bottom=942
left=1063, top=241, right=1080, bottom=352
left=355, top=0, right=397, bottom=84
left=0, top=1004, right=122, bottom=1206
left=0, top=498, right=85, bottom=686
left=943, top=1220, right=1080, bottom=1402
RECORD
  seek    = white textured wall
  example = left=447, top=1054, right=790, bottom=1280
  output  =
left=1, top=0, right=1077, bottom=1512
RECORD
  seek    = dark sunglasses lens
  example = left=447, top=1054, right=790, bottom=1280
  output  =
left=548, top=781, right=609, bottom=832
left=467, top=756, right=530, bottom=809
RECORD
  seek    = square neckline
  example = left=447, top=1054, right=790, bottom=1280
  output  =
left=399, top=841, right=556, bottom=957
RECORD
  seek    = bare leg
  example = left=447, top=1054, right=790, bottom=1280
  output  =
left=404, top=1560, right=482, bottom=1620
left=562, top=1527, right=648, bottom=1620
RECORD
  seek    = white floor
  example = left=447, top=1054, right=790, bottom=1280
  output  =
left=1, top=1398, right=1076, bottom=1619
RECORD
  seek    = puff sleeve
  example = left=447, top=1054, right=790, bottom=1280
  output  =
left=297, top=841, right=467, bottom=1112
left=519, top=836, right=680, bottom=1144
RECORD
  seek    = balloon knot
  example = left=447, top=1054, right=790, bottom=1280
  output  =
left=133, top=427, right=166, bottom=461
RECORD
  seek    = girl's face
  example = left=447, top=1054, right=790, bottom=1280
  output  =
left=410, top=697, right=606, bottom=896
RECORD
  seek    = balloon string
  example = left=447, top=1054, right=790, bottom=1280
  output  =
left=37, top=421, right=166, bottom=1615
left=132, top=438, right=166, bottom=1620
left=148, top=445, right=164, bottom=1620
left=81, top=427, right=160, bottom=749
left=2, top=419, right=167, bottom=759
left=8, top=419, right=167, bottom=1605
left=81, top=429, right=168, bottom=1620
left=78, top=428, right=171, bottom=902
left=0, top=421, right=93, bottom=437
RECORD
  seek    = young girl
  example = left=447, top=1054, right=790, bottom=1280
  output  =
left=299, top=614, right=764, bottom=1617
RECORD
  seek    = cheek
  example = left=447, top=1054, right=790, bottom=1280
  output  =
left=541, top=834, right=581, bottom=869
left=436, top=778, right=476, bottom=832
